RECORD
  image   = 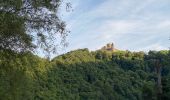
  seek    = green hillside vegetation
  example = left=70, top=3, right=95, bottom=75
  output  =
left=0, top=49, right=170, bottom=100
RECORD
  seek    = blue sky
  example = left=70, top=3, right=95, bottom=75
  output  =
left=57, top=0, right=170, bottom=56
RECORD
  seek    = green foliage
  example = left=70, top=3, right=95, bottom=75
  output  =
left=0, top=49, right=170, bottom=100
left=0, top=50, right=48, bottom=100
left=0, top=0, right=68, bottom=56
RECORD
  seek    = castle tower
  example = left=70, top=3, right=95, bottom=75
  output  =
left=111, top=43, right=114, bottom=50
left=100, top=42, right=118, bottom=51
left=107, top=43, right=110, bottom=48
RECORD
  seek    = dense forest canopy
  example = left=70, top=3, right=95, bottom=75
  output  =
left=0, top=49, right=170, bottom=100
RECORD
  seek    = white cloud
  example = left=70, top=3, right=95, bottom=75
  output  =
left=135, top=43, right=168, bottom=51
left=157, top=20, right=170, bottom=29
left=60, top=0, right=170, bottom=54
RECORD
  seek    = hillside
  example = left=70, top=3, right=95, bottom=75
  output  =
left=0, top=49, right=170, bottom=100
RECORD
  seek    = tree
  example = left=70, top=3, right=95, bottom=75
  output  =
left=0, top=0, right=69, bottom=56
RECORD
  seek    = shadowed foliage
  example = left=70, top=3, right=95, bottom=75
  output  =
left=0, top=49, right=170, bottom=100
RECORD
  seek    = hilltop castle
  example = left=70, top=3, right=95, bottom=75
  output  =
left=101, top=43, right=118, bottom=51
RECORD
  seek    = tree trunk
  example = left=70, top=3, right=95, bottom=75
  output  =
left=155, top=60, right=162, bottom=99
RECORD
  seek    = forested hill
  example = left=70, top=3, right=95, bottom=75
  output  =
left=0, top=49, right=170, bottom=100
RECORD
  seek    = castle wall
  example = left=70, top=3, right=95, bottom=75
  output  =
left=101, top=43, right=116, bottom=51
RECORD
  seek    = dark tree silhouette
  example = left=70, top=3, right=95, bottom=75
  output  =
left=0, top=0, right=69, bottom=57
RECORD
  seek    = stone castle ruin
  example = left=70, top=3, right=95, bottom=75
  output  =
left=101, top=43, right=118, bottom=51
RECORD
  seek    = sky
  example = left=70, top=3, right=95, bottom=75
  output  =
left=56, top=0, right=170, bottom=56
